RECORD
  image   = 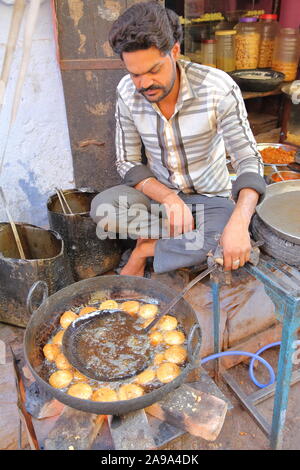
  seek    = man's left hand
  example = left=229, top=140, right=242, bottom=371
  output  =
left=220, top=215, right=252, bottom=271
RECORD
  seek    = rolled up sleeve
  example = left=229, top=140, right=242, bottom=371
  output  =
left=216, top=83, right=266, bottom=203
left=115, top=93, right=155, bottom=186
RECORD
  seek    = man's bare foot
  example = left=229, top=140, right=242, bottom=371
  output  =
left=120, top=239, right=157, bottom=277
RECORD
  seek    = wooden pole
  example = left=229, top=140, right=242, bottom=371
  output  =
left=0, top=187, right=26, bottom=259
left=0, top=0, right=26, bottom=110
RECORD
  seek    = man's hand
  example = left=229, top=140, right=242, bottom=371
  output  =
left=162, top=192, right=195, bottom=237
left=220, top=188, right=259, bottom=271
left=220, top=213, right=251, bottom=271
left=134, top=178, right=195, bottom=237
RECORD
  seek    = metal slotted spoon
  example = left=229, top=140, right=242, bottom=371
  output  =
left=62, top=268, right=212, bottom=382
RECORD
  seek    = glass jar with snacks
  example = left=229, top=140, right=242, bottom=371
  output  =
left=215, top=30, right=236, bottom=72
left=201, top=39, right=216, bottom=68
left=280, top=82, right=300, bottom=147
left=234, top=17, right=261, bottom=69
left=272, top=28, right=300, bottom=82
left=258, top=14, right=279, bottom=68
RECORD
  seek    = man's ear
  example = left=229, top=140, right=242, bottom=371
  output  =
left=171, top=42, right=181, bottom=61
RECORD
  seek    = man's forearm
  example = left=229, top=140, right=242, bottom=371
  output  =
left=229, top=188, right=259, bottom=227
left=134, top=177, right=177, bottom=203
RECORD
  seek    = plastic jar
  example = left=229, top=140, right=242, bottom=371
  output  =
left=201, top=39, right=216, bottom=67
left=272, top=28, right=300, bottom=82
left=258, top=14, right=279, bottom=68
left=234, top=17, right=261, bottom=69
left=215, top=30, right=236, bottom=72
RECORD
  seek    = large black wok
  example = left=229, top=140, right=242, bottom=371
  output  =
left=24, top=275, right=201, bottom=415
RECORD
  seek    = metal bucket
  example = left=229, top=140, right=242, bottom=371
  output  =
left=47, top=188, right=121, bottom=281
left=0, top=223, right=74, bottom=327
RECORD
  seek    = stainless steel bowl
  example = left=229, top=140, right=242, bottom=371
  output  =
left=257, top=143, right=300, bottom=167
left=267, top=170, right=300, bottom=184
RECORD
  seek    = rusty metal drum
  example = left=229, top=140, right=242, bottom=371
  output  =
left=0, top=223, right=74, bottom=327
left=47, top=188, right=121, bottom=281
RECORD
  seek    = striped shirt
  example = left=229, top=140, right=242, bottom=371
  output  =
left=115, top=60, right=265, bottom=200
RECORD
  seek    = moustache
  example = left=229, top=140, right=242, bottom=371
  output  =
left=138, top=85, right=164, bottom=94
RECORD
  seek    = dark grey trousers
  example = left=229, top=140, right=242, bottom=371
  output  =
left=90, top=185, right=235, bottom=274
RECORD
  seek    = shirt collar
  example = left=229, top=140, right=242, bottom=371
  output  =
left=177, top=60, right=196, bottom=104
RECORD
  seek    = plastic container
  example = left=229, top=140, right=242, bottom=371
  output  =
left=258, top=14, right=279, bottom=68
left=201, top=39, right=216, bottom=67
left=215, top=30, right=236, bottom=72
left=272, top=28, right=300, bottom=82
left=234, top=17, right=261, bottom=69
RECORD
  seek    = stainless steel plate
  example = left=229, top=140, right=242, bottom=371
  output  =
left=257, top=143, right=300, bottom=167
left=256, top=180, right=300, bottom=244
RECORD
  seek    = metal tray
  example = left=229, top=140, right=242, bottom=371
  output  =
left=257, top=143, right=300, bottom=167
left=256, top=180, right=300, bottom=244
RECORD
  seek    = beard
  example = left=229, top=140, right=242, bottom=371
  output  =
left=137, top=60, right=177, bottom=103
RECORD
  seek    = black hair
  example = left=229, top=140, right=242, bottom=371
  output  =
left=109, top=1, right=183, bottom=58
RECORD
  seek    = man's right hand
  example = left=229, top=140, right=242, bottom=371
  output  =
left=135, top=178, right=195, bottom=237
left=162, top=192, right=195, bottom=237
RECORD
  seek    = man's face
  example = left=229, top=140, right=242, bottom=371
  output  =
left=122, top=45, right=179, bottom=103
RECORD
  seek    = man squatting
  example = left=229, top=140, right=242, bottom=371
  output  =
left=90, top=1, right=266, bottom=277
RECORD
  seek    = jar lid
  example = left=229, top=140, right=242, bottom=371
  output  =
left=239, top=17, right=258, bottom=22
left=202, top=39, right=217, bottom=43
left=215, top=30, right=237, bottom=35
left=260, top=14, right=278, bottom=20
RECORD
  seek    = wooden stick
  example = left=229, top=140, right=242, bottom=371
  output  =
left=10, top=0, right=41, bottom=126
left=55, top=188, right=67, bottom=215
left=58, top=188, right=73, bottom=215
left=0, top=0, right=26, bottom=110
left=0, top=187, right=26, bottom=259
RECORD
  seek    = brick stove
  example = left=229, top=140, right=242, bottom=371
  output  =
left=21, top=361, right=230, bottom=451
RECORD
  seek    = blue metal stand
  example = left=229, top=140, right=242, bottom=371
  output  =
left=212, top=255, right=300, bottom=450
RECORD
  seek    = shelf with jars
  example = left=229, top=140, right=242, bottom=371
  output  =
left=182, top=1, right=299, bottom=85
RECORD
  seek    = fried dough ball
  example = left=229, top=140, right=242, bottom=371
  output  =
left=52, top=330, right=64, bottom=345
left=79, top=306, right=97, bottom=316
left=49, top=370, right=73, bottom=389
left=136, top=368, right=156, bottom=384
left=164, top=330, right=185, bottom=346
left=157, top=362, right=181, bottom=383
left=118, top=383, right=144, bottom=400
left=164, top=345, right=187, bottom=365
left=92, top=387, right=118, bottom=402
left=67, top=383, right=93, bottom=400
left=149, top=330, right=163, bottom=346
left=73, top=369, right=87, bottom=381
left=138, top=303, right=158, bottom=319
left=121, top=300, right=140, bottom=316
left=153, top=352, right=165, bottom=366
left=43, top=343, right=60, bottom=361
left=55, top=353, right=72, bottom=370
left=135, top=368, right=156, bottom=385
left=60, top=310, right=78, bottom=329
left=99, top=300, right=118, bottom=310
left=157, top=315, right=178, bottom=331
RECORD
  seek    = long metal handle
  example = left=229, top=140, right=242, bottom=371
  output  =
left=187, top=323, right=202, bottom=368
left=144, top=265, right=216, bottom=333
left=26, top=280, right=49, bottom=316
